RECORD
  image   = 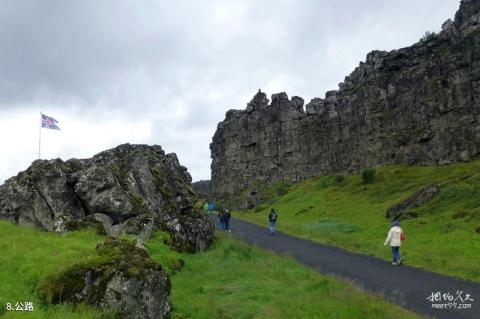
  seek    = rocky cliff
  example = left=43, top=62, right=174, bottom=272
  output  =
left=192, top=180, right=211, bottom=200
left=211, top=0, right=480, bottom=200
left=0, top=144, right=213, bottom=252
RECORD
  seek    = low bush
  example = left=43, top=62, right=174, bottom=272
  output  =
left=361, top=169, right=376, bottom=184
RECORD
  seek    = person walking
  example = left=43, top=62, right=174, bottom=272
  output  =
left=224, top=208, right=232, bottom=232
left=203, top=202, right=209, bottom=214
left=218, top=209, right=225, bottom=230
left=384, top=220, right=405, bottom=265
left=268, top=208, right=278, bottom=235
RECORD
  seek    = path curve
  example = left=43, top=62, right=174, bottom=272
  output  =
left=210, top=216, right=480, bottom=319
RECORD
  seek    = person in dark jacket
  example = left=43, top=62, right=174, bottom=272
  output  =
left=268, top=208, right=278, bottom=234
left=218, top=209, right=225, bottom=230
left=224, top=208, right=232, bottom=232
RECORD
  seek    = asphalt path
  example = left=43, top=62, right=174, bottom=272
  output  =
left=210, top=215, right=480, bottom=319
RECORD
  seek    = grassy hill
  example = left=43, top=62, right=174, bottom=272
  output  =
left=235, top=160, right=480, bottom=282
left=0, top=221, right=419, bottom=318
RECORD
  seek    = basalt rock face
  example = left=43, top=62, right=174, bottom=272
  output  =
left=0, top=144, right=213, bottom=252
left=192, top=180, right=211, bottom=200
left=211, top=1, right=480, bottom=200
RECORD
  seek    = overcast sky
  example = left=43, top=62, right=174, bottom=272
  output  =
left=0, top=0, right=461, bottom=184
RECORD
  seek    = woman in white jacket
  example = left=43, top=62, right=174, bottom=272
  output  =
left=384, top=220, right=404, bottom=265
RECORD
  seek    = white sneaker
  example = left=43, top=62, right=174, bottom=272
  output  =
left=392, top=262, right=398, bottom=265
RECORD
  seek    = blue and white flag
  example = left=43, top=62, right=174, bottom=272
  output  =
left=41, top=113, right=60, bottom=130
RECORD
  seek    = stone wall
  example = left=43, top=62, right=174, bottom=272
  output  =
left=210, top=0, right=480, bottom=199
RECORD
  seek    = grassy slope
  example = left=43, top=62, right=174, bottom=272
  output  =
left=0, top=222, right=110, bottom=319
left=235, top=161, right=480, bottom=282
left=0, top=221, right=419, bottom=318
left=148, top=232, right=419, bottom=319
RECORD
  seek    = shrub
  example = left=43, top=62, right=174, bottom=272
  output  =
left=253, top=205, right=265, bottom=213
left=276, top=186, right=288, bottom=196
left=361, top=169, right=376, bottom=184
left=335, top=175, right=345, bottom=184
left=317, top=179, right=330, bottom=189
left=420, top=31, right=436, bottom=42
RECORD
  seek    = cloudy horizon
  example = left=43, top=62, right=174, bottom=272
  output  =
left=0, top=0, right=461, bottom=184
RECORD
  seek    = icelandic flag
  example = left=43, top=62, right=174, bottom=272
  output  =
left=41, top=113, right=61, bottom=130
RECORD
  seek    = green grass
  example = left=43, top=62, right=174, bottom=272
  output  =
left=0, top=221, right=112, bottom=319
left=0, top=221, right=420, bottom=318
left=235, top=161, right=480, bottom=282
left=147, top=232, right=419, bottom=319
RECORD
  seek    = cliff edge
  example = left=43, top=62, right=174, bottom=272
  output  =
left=211, top=0, right=480, bottom=200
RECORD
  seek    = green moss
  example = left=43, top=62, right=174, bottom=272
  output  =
left=60, top=159, right=84, bottom=175
left=39, top=238, right=165, bottom=306
left=150, top=166, right=173, bottom=199
left=128, top=193, right=151, bottom=215
left=150, top=166, right=178, bottom=210
left=112, top=160, right=129, bottom=188
left=41, top=266, right=86, bottom=304
left=150, top=166, right=166, bottom=186
left=65, top=216, right=107, bottom=236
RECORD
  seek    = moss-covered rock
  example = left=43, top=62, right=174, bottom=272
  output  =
left=0, top=144, right=214, bottom=252
left=40, top=238, right=171, bottom=319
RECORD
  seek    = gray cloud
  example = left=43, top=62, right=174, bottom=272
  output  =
left=0, top=0, right=461, bottom=182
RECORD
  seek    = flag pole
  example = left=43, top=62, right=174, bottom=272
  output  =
left=39, top=112, right=42, bottom=159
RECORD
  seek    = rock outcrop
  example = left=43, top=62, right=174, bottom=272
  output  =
left=211, top=1, right=480, bottom=200
left=0, top=144, right=213, bottom=252
left=41, top=238, right=171, bottom=319
left=385, top=185, right=440, bottom=220
left=192, top=180, right=211, bottom=200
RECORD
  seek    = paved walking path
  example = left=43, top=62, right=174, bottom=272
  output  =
left=210, top=216, right=480, bottom=319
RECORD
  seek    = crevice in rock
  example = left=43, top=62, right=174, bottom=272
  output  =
left=102, top=212, right=136, bottom=225
left=34, top=185, right=56, bottom=221
left=68, top=182, right=91, bottom=218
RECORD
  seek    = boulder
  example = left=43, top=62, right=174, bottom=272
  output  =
left=0, top=144, right=214, bottom=252
left=40, top=238, right=171, bottom=319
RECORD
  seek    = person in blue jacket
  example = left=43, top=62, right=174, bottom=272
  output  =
left=223, top=208, right=232, bottom=232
